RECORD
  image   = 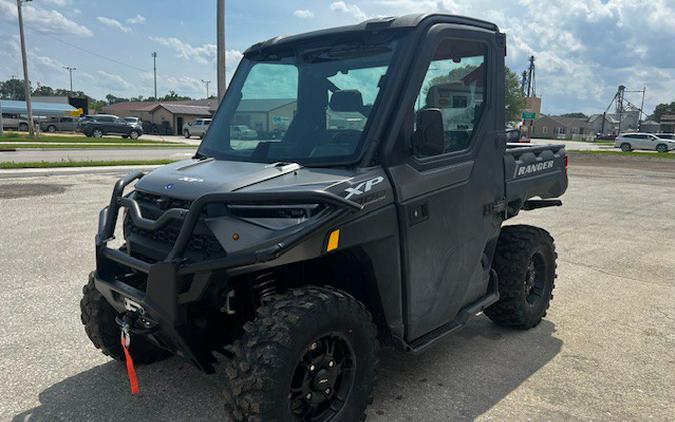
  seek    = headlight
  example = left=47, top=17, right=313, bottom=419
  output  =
left=227, top=204, right=322, bottom=230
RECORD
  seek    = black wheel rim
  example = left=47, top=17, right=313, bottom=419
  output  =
left=524, top=252, right=547, bottom=305
left=289, top=333, right=355, bottom=421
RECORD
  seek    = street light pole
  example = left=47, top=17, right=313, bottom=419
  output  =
left=152, top=52, right=158, bottom=101
left=217, top=0, right=226, bottom=100
left=17, top=0, right=35, bottom=138
left=201, top=79, right=211, bottom=98
left=63, top=66, right=76, bottom=92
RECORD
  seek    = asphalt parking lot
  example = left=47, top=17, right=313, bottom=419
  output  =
left=0, top=156, right=673, bottom=421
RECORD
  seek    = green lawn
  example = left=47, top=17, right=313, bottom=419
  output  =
left=571, top=150, right=675, bottom=159
left=0, top=143, right=194, bottom=149
left=0, top=159, right=180, bottom=169
left=0, top=133, right=185, bottom=145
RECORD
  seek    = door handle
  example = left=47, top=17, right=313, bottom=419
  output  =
left=408, top=202, right=429, bottom=226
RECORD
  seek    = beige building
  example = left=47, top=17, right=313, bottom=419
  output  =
left=101, top=101, right=212, bottom=135
left=530, top=115, right=594, bottom=140
left=233, top=99, right=297, bottom=135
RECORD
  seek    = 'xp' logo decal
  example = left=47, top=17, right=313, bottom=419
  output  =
left=345, top=176, right=384, bottom=200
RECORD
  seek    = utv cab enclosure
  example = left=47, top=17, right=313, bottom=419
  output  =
left=82, top=13, right=567, bottom=422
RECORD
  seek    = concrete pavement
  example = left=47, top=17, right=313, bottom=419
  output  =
left=0, top=159, right=673, bottom=421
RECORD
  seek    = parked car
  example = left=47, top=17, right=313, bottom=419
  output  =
left=230, top=124, right=258, bottom=140
left=596, top=133, right=617, bottom=141
left=183, top=119, right=211, bottom=139
left=614, top=133, right=675, bottom=153
left=1, top=112, right=37, bottom=131
left=39, top=116, right=78, bottom=133
left=655, top=133, right=675, bottom=141
left=77, top=114, right=143, bottom=139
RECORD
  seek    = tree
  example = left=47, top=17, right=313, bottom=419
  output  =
left=32, top=84, right=55, bottom=96
left=561, top=112, right=588, bottom=119
left=651, top=101, right=675, bottom=122
left=0, top=78, right=27, bottom=100
left=105, top=94, right=130, bottom=104
left=505, top=67, right=526, bottom=123
left=160, top=90, right=192, bottom=101
left=422, top=66, right=525, bottom=123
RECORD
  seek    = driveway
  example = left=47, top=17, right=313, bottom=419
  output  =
left=0, top=157, right=673, bottom=421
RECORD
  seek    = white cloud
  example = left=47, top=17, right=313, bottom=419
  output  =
left=0, top=0, right=93, bottom=37
left=97, top=16, right=132, bottom=33
left=96, top=70, right=132, bottom=90
left=150, top=36, right=217, bottom=64
left=126, top=14, right=146, bottom=25
left=226, top=49, right=244, bottom=68
left=293, top=9, right=315, bottom=19
left=73, top=8, right=81, bottom=14
left=42, top=0, right=71, bottom=6
left=330, top=1, right=368, bottom=21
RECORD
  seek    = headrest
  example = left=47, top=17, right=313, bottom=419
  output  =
left=329, top=90, right=364, bottom=112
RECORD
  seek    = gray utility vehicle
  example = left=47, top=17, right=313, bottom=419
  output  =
left=81, top=14, right=567, bottom=421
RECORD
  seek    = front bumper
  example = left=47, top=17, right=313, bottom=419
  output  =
left=93, top=170, right=360, bottom=371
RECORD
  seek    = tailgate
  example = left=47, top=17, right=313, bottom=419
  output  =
left=504, top=143, right=568, bottom=212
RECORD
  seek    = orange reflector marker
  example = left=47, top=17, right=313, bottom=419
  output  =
left=327, top=229, right=340, bottom=252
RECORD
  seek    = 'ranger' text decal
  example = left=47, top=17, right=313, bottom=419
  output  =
left=514, top=160, right=555, bottom=178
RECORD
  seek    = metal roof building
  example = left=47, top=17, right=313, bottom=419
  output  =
left=0, top=99, right=78, bottom=117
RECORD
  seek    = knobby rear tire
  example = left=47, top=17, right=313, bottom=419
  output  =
left=485, top=225, right=557, bottom=329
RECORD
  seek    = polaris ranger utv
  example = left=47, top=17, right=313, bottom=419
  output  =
left=81, top=14, right=567, bottom=421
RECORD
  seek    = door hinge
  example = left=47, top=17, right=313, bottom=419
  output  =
left=484, top=200, right=507, bottom=216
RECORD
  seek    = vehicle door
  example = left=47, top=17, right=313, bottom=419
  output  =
left=386, top=27, right=505, bottom=343
left=191, top=120, right=201, bottom=135
left=61, top=117, right=74, bottom=131
left=633, top=134, right=650, bottom=150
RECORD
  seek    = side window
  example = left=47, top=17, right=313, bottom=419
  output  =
left=413, top=38, right=487, bottom=156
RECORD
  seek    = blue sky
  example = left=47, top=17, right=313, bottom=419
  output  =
left=1, top=0, right=674, bottom=116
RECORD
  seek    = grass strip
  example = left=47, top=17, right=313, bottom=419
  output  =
left=0, top=133, right=185, bottom=145
left=0, top=143, right=194, bottom=149
left=0, top=159, right=179, bottom=169
left=571, top=150, right=675, bottom=159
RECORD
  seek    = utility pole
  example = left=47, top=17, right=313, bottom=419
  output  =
left=63, top=66, right=76, bottom=92
left=217, top=0, right=226, bottom=100
left=152, top=52, right=158, bottom=101
left=201, top=79, right=211, bottom=98
left=639, top=86, right=646, bottom=131
left=17, top=0, right=35, bottom=138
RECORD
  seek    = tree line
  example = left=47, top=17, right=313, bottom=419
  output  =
left=0, top=78, right=197, bottom=112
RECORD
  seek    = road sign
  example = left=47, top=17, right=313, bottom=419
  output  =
left=522, top=111, right=537, bottom=120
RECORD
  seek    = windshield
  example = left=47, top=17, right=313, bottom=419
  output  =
left=199, top=36, right=402, bottom=165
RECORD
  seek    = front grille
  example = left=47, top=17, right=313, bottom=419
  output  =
left=126, top=190, right=225, bottom=260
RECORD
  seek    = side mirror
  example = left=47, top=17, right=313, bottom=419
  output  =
left=413, top=108, right=445, bottom=156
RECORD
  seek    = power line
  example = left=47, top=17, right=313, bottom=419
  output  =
left=30, top=31, right=148, bottom=73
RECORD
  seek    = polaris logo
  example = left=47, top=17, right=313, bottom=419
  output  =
left=514, top=160, right=554, bottom=177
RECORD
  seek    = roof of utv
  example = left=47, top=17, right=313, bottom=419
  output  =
left=244, top=14, right=500, bottom=56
